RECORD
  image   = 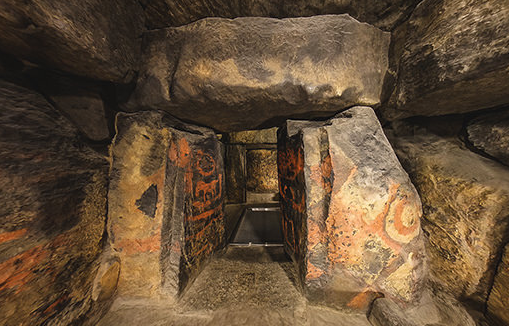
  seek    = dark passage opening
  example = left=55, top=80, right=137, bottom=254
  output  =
left=229, top=206, right=284, bottom=246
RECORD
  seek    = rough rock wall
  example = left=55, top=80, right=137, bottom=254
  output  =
left=383, top=0, right=509, bottom=120
left=108, top=111, right=225, bottom=298
left=467, top=109, right=509, bottom=167
left=127, top=15, right=390, bottom=132
left=278, top=106, right=426, bottom=311
left=0, top=80, right=108, bottom=325
left=0, top=0, right=144, bottom=83
left=390, top=131, right=509, bottom=309
left=139, top=0, right=421, bottom=31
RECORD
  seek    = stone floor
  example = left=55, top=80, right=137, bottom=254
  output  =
left=97, top=246, right=372, bottom=326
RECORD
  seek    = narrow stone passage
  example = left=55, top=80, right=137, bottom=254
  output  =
left=97, top=247, right=371, bottom=326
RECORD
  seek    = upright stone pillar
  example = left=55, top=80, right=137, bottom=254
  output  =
left=278, top=106, right=426, bottom=310
left=108, top=111, right=225, bottom=298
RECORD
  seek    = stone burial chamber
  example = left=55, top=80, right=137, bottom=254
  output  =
left=2, top=1, right=509, bottom=325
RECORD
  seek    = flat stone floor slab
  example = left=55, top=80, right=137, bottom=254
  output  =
left=97, top=247, right=372, bottom=326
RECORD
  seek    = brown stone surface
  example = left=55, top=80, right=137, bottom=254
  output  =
left=383, top=0, right=509, bottom=120
left=127, top=15, right=390, bottom=132
left=246, top=149, right=279, bottom=194
left=278, top=106, right=426, bottom=310
left=0, top=80, right=108, bottom=325
left=92, top=254, right=121, bottom=303
left=0, top=0, right=144, bottom=82
left=225, top=145, right=246, bottom=204
left=369, top=291, right=476, bottom=326
left=391, top=133, right=509, bottom=306
left=487, top=243, right=509, bottom=326
left=28, top=70, right=112, bottom=141
left=97, top=247, right=372, bottom=326
left=108, top=111, right=225, bottom=298
left=467, top=109, right=509, bottom=166
left=139, top=0, right=420, bottom=31
left=228, top=128, right=278, bottom=144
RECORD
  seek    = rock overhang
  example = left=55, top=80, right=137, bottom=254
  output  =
left=126, top=15, right=390, bottom=132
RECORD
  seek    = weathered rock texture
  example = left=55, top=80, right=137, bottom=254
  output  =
left=139, top=0, right=420, bottom=31
left=384, top=0, right=509, bottom=120
left=246, top=150, right=279, bottom=194
left=0, top=80, right=108, bottom=325
left=28, top=70, right=113, bottom=142
left=467, top=109, right=509, bottom=166
left=108, top=111, right=225, bottom=298
left=391, top=133, right=509, bottom=306
left=128, top=15, right=390, bottom=132
left=277, top=106, right=426, bottom=310
left=369, top=292, right=476, bottom=326
left=228, top=127, right=278, bottom=144
left=487, top=243, right=509, bottom=326
left=0, top=0, right=144, bottom=82
left=225, top=145, right=246, bottom=204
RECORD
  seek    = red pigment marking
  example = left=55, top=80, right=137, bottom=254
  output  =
left=325, top=175, right=405, bottom=272
left=282, top=218, right=296, bottom=253
left=117, top=234, right=161, bottom=255
left=177, top=138, right=191, bottom=168
left=192, top=174, right=222, bottom=211
left=193, top=242, right=212, bottom=257
left=306, top=261, right=325, bottom=280
left=195, top=150, right=216, bottom=177
left=0, top=244, right=48, bottom=294
left=307, top=216, right=322, bottom=250
left=0, top=229, right=28, bottom=244
left=393, top=198, right=419, bottom=236
left=43, top=294, right=68, bottom=315
left=171, top=241, right=181, bottom=253
left=277, top=147, right=304, bottom=181
left=186, top=212, right=222, bottom=241
left=347, top=289, right=381, bottom=310
left=187, top=207, right=220, bottom=222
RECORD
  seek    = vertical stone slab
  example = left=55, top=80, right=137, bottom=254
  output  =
left=225, top=144, right=246, bottom=204
left=278, top=131, right=307, bottom=280
left=108, top=111, right=225, bottom=298
left=278, top=106, right=426, bottom=311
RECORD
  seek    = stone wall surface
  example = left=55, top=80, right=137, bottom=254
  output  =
left=228, top=127, right=278, bottom=144
left=108, top=111, right=225, bottom=298
left=467, top=109, right=509, bottom=167
left=487, top=243, right=509, bottom=326
left=383, top=0, right=509, bottom=120
left=225, top=145, right=246, bottom=204
left=26, top=70, right=114, bottom=142
left=0, top=80, right=108, bottom=326
left=391, top=132, right=509, bottom=307
left=278, top=106, right=426, bottom=311
left=369, top=291, right=476, bottom=326
left=139, top=0, right=420, bottom=31
left=246, top=149, right=278, bottom=194
left=0, top=0, right=144, bottom=83
left=127, top=15, right=390, bottom=132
